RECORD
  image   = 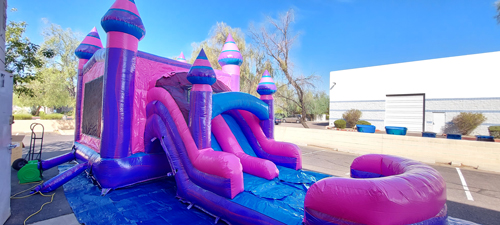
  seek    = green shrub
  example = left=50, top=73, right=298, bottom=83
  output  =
left=489, top=126, right=500, bottom=139
left=356, top=120, right=371, bottom=125
left=13, top=114, right=33, bottom=120
left=342, top=109, right=362, bottom=128
left=452, top=112, right=486, bottom=135
left=40, top=113, right=64, bottom=120
left=334, top=119, right=346, bottom=129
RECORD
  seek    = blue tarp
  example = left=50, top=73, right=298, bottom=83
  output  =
left=231, top=168, right=330, bottom=225
left=60, top=165, right=215, bottom=225
left=61, top=163, right=478, bottom=225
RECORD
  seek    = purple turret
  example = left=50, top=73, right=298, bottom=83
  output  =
left=188, top=49, right=216, bottom=149
left=74, top=27, right=103, bottom=142
left=100, top=0, right=145, bottom=159
left=177, top=52, right=187, bottom=63
left=217, top=33, right=243, bottom=92
left=256, top=70, right=277, bottom=139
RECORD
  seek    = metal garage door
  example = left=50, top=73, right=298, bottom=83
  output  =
left=384, top=94, right=425, bottom=132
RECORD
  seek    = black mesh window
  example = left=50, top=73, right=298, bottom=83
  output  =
left=82, top=76, right=103, bottom=138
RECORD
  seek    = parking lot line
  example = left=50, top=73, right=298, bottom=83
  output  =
left=456, top=168, right=474, bottom=201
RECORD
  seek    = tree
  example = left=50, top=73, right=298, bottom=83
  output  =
left=190, top=22, right=273, bottom=96
left=250, top=9, right=317, bottom=128
left=14, top=23, right=80, bottom=115
left=6, top=21, right=54, bottom=97
left=40, top=24, right=80, bottom=100
left=274, top=82, right=298, bottom=116
left=306, top=91, right=329, bottom=116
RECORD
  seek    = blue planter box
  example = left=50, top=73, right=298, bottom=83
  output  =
left=385, top=126, right=407, bottom=136
left=356, top=125, right=376, bottom=133
left=446, top=134, right=462, bottom=140
left=476, top=135, right=494, bottom=142
left=422, top=132, right=437, bottom=138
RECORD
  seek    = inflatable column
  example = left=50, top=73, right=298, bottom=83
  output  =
left=218, top=33, right=243, bottom=92
left=74, top=27, right=103, bottom=142
left=257, top=70, right=277, bottom=139
left=188, top=49, right=217, bottom=149
left=177, top=52, right=187, bottom=63
left=100, top=0, right=145, bottom=158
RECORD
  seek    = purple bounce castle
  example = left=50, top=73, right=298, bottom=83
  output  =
left=25, top=1, right=448, bottom=224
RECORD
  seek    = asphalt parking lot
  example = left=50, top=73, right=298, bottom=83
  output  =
left=7, top=132, right=500, bottom=225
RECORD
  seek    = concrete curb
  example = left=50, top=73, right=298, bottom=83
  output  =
left=275, top=126, right=500, bottom=173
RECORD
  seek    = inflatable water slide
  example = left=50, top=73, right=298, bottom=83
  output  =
left=20, top=0, right=449, bottom=224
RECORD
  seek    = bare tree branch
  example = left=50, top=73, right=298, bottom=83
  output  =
left=496, top=1, right=500, bottom=23
left=249, top=9, right=312, bottom=128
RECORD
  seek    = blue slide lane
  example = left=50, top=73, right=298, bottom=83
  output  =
left=211, top=133, right=222, bottom=151
left=211, top=112, right=331, bottom=224
left=221, top=114, right=258, bottom=157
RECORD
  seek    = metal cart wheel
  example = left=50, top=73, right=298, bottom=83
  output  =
left=12, top=123, right=44, bottom=170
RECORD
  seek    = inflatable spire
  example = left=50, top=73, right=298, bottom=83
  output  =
left=218, top=33, right=243, bottom=91
left=256, top=70, right=277, bottom=95
left=100, top=0, right=145, bottom=159
left=188, top=48, right=217, bottom=85
left=75, top=27, right=103, bottom=60
left=177, top=52, right=187, bottom=63
left=188, top=48, right=216, bottom=149
left=101, top=0, right=146, bottom=41
left=257, top=70, right=277, bottom=139
left=74, top=27, right=103, bottom=142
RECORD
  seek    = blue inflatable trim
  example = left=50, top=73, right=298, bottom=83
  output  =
left=186, top=76, right=217, bottom=85
left=101, top=8, right=146, bottom=40
left=350, top=169, right=384, bottom=179
left=218, top=57, right=243, bottom=66
left=212, top=92, right=269, bottom=120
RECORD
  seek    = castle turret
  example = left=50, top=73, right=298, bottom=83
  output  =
left=100, top=0, right=145, bottom=159
left=177, top=52, right=187, bottom=63
left=217, top=33, right=243, bottom=92
left=74, top=27, right=103, bottom=142
left=256, top=70, right=277, bottom=139
left=188, top=49, right=216, bottom=149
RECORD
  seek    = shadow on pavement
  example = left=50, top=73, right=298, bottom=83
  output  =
left=312, top=122, right=328, bottom=126
left=447, top=200, right=500, bottom=225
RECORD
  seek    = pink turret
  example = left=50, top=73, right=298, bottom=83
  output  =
left=217, top=33, right=243, bottom=92
left=74, top=27, right=103, bottom=142
left=100, top=0, right=145, bottom=159
left=177, top=52, right=187, bottom=63
left=257, top=70, right=277, bottom=139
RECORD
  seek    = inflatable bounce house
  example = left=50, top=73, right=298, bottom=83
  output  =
left=21, top=0, right=449, bottom=224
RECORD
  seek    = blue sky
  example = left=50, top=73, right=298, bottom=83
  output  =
left=8, top=0, right=500, bottom=92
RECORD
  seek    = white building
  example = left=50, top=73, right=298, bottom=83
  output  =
left=329, top=51, right=500, bottom=135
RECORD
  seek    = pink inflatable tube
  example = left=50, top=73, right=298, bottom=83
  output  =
left=147, top=87, right=244, bottom=198
left=304, top=154, right=447, bottom=225
left=239, top=110, right=302, bottom=170
left=212, top=115, right=279, bottom=180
